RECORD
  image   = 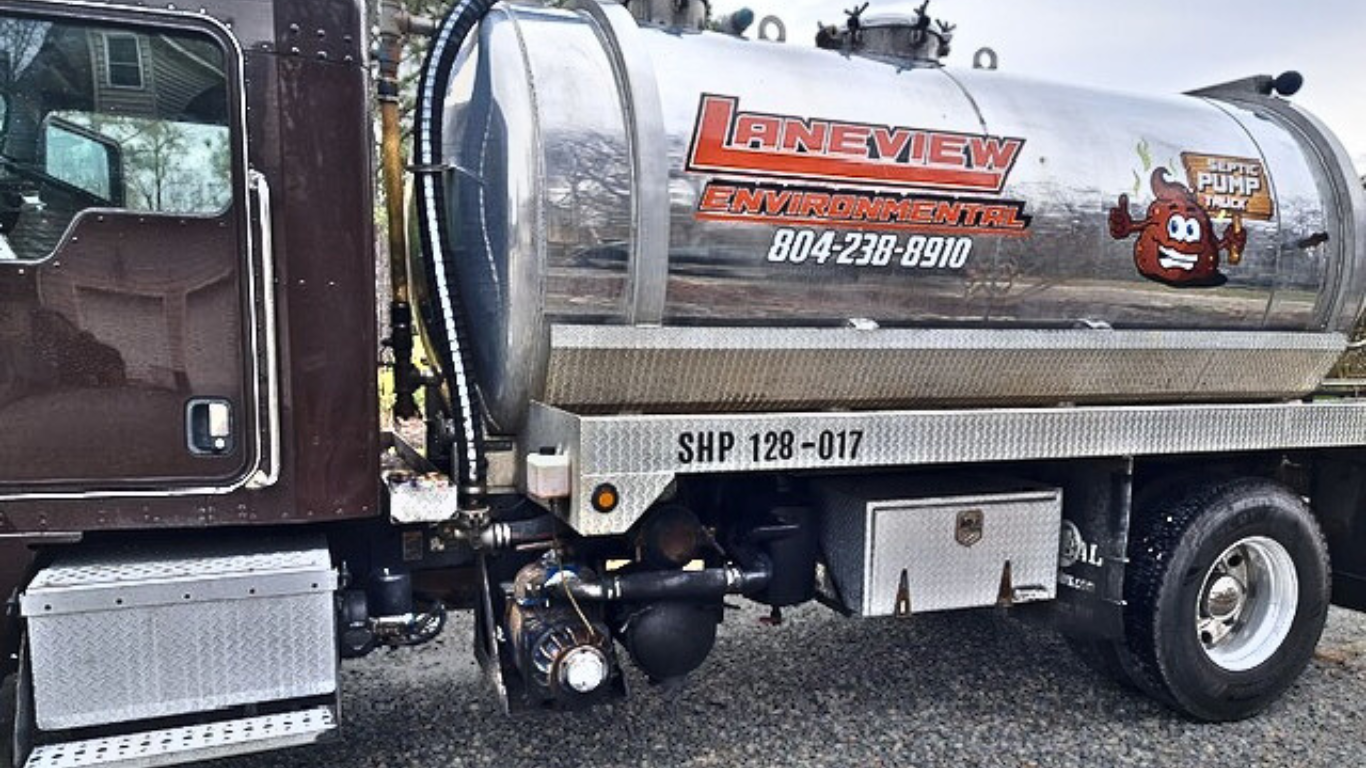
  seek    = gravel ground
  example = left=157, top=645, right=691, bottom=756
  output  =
left=223, top=603, right=1366, bottom=768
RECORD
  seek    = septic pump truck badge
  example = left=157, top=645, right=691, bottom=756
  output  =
left=1109, top=154, right=1272, bottom=288
left=1109, top=168, right=1248, bottom=287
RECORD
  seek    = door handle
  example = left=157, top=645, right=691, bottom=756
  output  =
left=186, top=398, right=235, bottom=456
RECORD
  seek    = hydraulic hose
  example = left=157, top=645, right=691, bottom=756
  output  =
left=568, top=562, right=774, bottom=603
left=412, top=0, right=500, bottom=505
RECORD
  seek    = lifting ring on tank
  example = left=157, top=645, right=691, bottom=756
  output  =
left=973, top=47, right=998, bottom=70
left=758, top=15, right=786, bottom=42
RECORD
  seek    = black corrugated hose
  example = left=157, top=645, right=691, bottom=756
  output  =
left=412, top=0, right=500, bottom=506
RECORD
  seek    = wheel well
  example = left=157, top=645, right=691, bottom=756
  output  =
left=1133, top=450, right=1366, bottom=612
left=1132, top=453, right=1310, bottom=512
left=1307, top=449, right=1366, bottom=611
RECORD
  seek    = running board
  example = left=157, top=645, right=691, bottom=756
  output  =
left=23, top=706, right=337, bottom=768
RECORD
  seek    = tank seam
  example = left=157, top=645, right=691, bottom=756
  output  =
left=1199, top=97, right=1282, bottom=329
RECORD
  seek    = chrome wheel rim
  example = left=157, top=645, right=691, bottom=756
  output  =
left=1196, top=536, right=1298, bottom=672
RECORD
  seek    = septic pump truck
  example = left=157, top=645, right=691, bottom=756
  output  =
left=1, top=0, right=1366, bottom=765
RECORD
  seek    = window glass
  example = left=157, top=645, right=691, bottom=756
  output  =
left=52, top=113, right=230, bottom=212
left=103, top=33, right=143, bottom=89
left=0, top=15, right=231, bottom=263
left=43, top=119, right=114, bottom=200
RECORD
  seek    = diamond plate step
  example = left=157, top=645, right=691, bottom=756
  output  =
left=23, top=706, right=337, bottom=768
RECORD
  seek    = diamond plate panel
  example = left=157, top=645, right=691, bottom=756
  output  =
left=544, top=326, right=1346, bottom=414
left=22, top=539, right=336, bottom=731
left=27, top=545, right=328, bottom=590
left=572, top=473, right=676, bottom=537
left=816, top=477, right=1061, bottom=616
left=523, top=399, right=1366, bottom=535
left=385, top=476, right=462, bottom=524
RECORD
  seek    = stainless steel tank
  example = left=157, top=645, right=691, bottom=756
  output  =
left=432, top=1, right=1366, bottom=432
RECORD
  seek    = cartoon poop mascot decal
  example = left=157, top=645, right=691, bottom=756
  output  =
left=1108, top=168, right=1247, bottom=287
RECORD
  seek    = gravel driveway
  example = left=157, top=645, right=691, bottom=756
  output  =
left=225, top=603, right=1366, bottom=768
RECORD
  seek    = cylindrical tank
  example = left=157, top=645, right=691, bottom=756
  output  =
left=427, top=2, right=1366, bottom=432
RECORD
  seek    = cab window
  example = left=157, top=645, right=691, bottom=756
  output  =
left=0, top=15, right=232, bottom=263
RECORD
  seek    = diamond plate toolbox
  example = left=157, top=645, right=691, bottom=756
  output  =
left=816, top=476, right=1061, bottom=617
left=20, top=537, right=337, bottom=730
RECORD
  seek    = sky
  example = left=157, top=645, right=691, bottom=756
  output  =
left=714, top=0, right=1366, bottom=176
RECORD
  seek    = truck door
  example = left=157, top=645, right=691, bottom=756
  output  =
left=0, top=5, right=271, bottom=492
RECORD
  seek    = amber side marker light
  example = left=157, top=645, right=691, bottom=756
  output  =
left=591, top=483, right=619, bottom=513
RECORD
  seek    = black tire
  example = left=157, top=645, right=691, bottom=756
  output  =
left=1120, top=478, right=1330, bottom=721
left=1062, top=478, right=1219, bottom=699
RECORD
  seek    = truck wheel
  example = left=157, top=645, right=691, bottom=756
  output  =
left=1122, top=478, right=1330, bottom=721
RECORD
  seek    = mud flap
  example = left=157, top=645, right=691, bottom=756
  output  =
left=1046, top=458, right=1132, bottom=640
left=1312, top=452, right=1366, bottom=611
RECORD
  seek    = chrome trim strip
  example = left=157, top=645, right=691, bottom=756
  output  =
left=247, top=171, right=281, bottom=489
left=571, top=0, right=670, bottom=325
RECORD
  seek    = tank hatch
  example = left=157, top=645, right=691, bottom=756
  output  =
left=817, top=1, right=955, bottom=67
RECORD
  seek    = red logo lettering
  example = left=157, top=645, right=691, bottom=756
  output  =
left=687, top=95, right=1024, bottom=194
